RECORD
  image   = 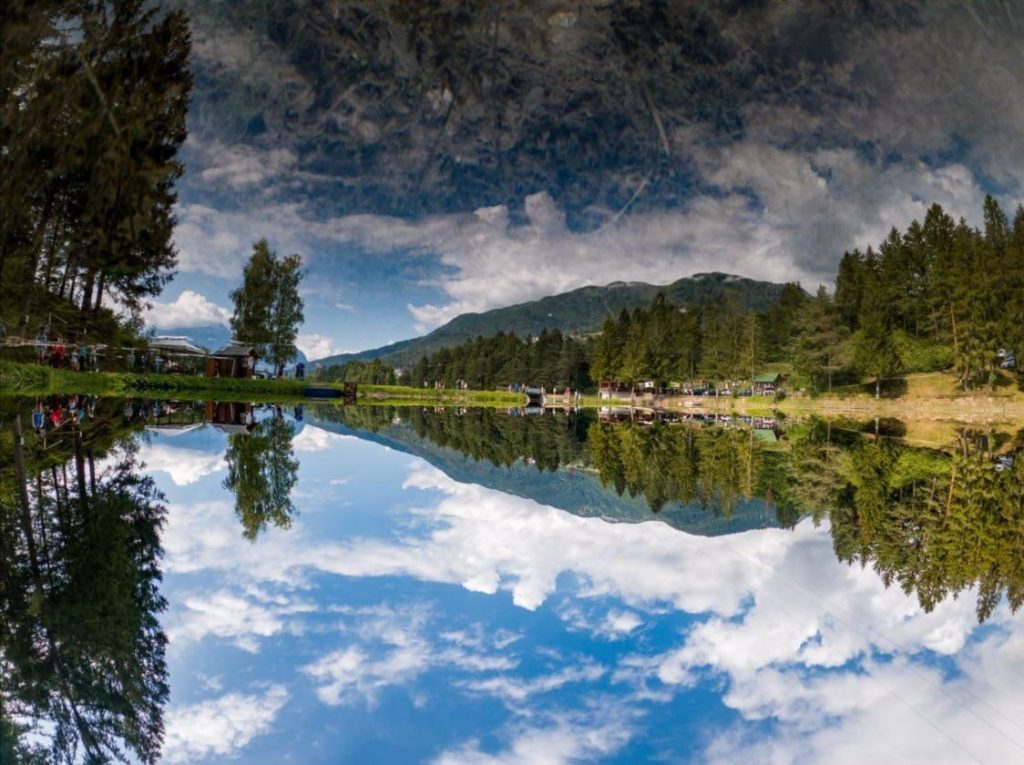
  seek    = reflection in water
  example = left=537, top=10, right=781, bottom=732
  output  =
left=834, top=431, right=1024, bottom=621
left=311, top=405, right=1024, bottom=621
left=222, top=409, right=299, bottom=541
left=1, top=399, right=168, bottom=763
left=2, top=398, right=1023, bottom=762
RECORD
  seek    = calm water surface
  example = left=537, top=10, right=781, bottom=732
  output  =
left=2, top=398, right=1023, bottom=764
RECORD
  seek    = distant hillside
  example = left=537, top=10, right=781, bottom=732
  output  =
left=313, top=272, right=790, bottom=368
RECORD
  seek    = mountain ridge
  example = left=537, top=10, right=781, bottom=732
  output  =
left=312, top=272, right=793, bottom=368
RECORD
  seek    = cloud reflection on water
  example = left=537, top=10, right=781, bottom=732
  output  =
left=147, top=423, right=1024, bottom=764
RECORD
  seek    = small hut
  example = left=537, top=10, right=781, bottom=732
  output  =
left=150, top=335, right=205, bottom=356
left=150, top=335, right=205, bottom=374
left=205, top=401, right=256, bottom=433
left=207, top=342, right=258, bottom=378
left=752, top=372, right=782, bottom=395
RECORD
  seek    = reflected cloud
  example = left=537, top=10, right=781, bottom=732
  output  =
left=163, top=685, right=289, bottom=764
left=431, top=713, right=633, bottom=765
left=153, top=440, right=1023, bottom=763
left=141, top=442, right=225, bottom=486
left=302, top=605, right=518, bottom=708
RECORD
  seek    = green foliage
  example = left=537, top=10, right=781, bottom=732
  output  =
left=320, top=329, right=596, bottom=391
left=832, top=432, right=1024, bottom=622
left=230, top=240, right=305, bottom=375
left=1, top=424, right=170, bottom=763
left=789, top=286, right=848, bottom=393
left=222, top=413, right=300, bottom=540
left=0, top=0, right=192, bottom=339
left=836, top=198, right=1024, bottom=391
left=890, top=330, right=954, bottom=373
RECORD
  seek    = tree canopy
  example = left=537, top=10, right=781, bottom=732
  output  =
left=230, top=240, right=305, bottom=377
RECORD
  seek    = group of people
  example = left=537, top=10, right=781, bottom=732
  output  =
left=31, top=395, right=95, bottom=436
left=34, top=328, right=99, bottom=371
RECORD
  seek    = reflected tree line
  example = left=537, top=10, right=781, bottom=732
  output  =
left=317, top=405, right=1024, bottom=622
left=832, top=430, right=1024, bottom=621
left=1, top=398, right=167, bottom=763
left=0, top=399, right=300, bottom=762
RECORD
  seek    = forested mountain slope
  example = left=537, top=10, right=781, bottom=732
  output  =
left=313, top=272, right=790, bottom=368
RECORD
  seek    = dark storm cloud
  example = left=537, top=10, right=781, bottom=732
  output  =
left=171, top=0, right=1024, bottom=326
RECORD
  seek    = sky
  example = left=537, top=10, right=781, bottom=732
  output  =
left=136, top=413, right=1024, bottom=765
left=145, top=1, right=1024, bottom=359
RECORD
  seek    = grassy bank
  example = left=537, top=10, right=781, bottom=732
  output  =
left=659, top=371, right=1024, bottom=425
left=1, top=361, right=310, bottom=400
left=0, top=362, right=526, bottom=407
left=4, top=362, right=1022, bottom=423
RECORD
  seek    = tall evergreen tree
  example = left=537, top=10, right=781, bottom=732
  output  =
left=853, top=284, right=900, bottom=398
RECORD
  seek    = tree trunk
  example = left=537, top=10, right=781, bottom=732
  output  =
left=948, top=302, right=959, bottom=353
left=88, top=449, right=97, bottom=495
left=80, top=268, right=96, bottom=313
left=93, top=272, right=105, bottom=311
left=13, top=415, right=42, bottom=583
left=875, top=376, right=880, bottom=399
left=74, top=430, right=88, bottom=516
left=66, top=265, right=79, bottom=305
left=17, top=192, right=55, bottom=331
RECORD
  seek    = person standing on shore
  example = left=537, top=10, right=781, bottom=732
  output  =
left=35, top=327, right=48, bottom=364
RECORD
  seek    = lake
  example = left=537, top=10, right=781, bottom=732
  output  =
left=2, top=397, right=1023, bottom=764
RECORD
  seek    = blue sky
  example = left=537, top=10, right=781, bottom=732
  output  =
left=134, top=416, right=1024, bottom=764
left=143, top=2, right=1024, bottom=359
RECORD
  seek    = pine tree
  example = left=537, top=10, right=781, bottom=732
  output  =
left=853, top=281, right=900, bottom=398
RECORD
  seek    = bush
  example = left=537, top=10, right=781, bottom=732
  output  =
left=892, top=331, right=954, bottom=373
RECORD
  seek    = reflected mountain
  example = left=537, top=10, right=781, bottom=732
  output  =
left=308, top=406, right=783, bottom=536
left=308, top=405, right=1024, bottom=622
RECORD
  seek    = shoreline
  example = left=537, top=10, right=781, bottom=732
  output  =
left=3, top=362, right=1022, bottom=424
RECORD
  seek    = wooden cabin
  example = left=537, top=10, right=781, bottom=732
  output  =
left=205, top=401, right=256, bottom=434
left=752, top=372, right=782, bottom=395
left=207, top=342, right=258, bottom=378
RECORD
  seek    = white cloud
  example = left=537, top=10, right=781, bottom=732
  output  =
left=173, top=202, right=311, bottom=279
left=303, top=642, right=430, bottom=707
left=195, top=140, right=298, bottom=189
left=171, top=147, right=993, bottom=336
left=295, top=333, right=350, bottom=361
left=458, top=664, right=605, bottom=707
left=162, top=685, right=288, bottom=764
left=432, top=716, right=633, bottom=765
left=139, top=442, right=225, bottom=486
left=167, top=589, right=313, bottom=652
left=145, top=290, right=231, bottom=329
left=301, top=605, right=518, bottom=707
left=291, top=425, right=354, bottom=452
